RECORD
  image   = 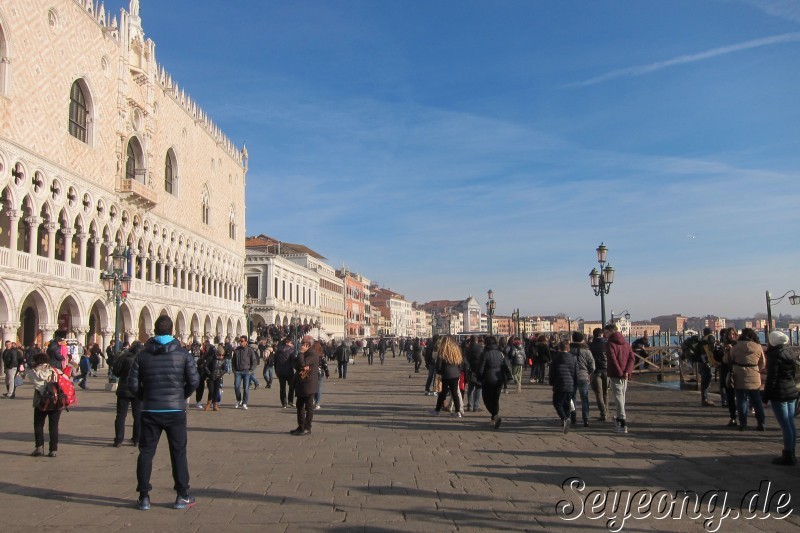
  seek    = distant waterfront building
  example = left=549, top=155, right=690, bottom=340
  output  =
left=371, top=286, right=412, bottom=337
left=630, top=322, right=661, bottom=338
left=245, top=235, right=345, bottom=338
left=686, top=315, right=727, bottom=333
left=0, top=1, right=247, bottom=347
left=421, top=296, right=482, bottom=335
left=337, top=269, right=370, bottom=339
left=650, top=314, right=688, bottom=334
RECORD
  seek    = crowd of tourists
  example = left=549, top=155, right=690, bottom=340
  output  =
left=1, top=316, right=797, bottom=511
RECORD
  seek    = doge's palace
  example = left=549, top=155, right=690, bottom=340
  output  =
left=0, top=0, right=248, bottom=348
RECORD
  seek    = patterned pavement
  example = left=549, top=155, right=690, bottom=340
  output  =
left=0, top=354, right=797, bottom=532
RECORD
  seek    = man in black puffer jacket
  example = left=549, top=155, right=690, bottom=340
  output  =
left=549, top=340, right=577, bottom=434
left=128, top=315, right=199, bottom=512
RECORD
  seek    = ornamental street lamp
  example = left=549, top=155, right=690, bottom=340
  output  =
left=589, top=242, right=615, bottom=327
left=486, top=290, right=496, bottom=335
left=567, top=316, right=583, bottom=336
left=765, top=290, right=800, bottom=335
left=100, top=245, right=131, bottom=383
left=243, top=295, right=256, bottom=340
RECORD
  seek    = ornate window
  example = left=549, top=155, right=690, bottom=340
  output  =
left=165, top=149, right=176, bottom=194
left=0, top=22, right=8, bottom=96
left=69, top=81, right=88, bottom=142
left=126, top=142, right=136, bottom=181
left=228, top=205, right=236, bottom=239
left=126, top=138, right=145, bottom=183
left=201, top=191, right=210, bottom=225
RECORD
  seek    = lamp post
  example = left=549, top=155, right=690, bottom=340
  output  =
left=243, top=295, right=256, bottom=341
left=589, top=242, right=615, bottom=327
left=512, top=308, right=521, bottom=337
left=765, top=290, right=800, bottom=335
left=100, top=245, right=131, bottom=383
left=610, top=309, right=631, bottom=340
left=567, top=316, right=583, bottom=336
left=486, top=290, right=496, bottom=335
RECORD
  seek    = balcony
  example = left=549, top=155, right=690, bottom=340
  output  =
left=117, top=171, right=158, bottom=209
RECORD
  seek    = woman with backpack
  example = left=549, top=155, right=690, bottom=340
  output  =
left=509, top=337, right=525, bottom=392
left=28, top=351, right=65, bottom=457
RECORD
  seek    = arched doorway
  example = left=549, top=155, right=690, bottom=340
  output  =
left=21, top=307, right=37, bottom=347
left=138, top=306, right=154, bottom=343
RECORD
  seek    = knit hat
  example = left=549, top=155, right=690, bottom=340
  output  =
left=768, top=330, right=789, bottom=347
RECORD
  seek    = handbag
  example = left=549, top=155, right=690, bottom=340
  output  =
left=14, top=372, right=24, bottom=388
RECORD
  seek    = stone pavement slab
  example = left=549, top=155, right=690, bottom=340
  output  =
left=0, top=356, right=797, bottom=532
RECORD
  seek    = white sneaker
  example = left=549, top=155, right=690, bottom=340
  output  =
left=242, top=404, right=248, bottom=410
left=235, top=402, right=241, bottom=409
left=615, top=425, right=627, bottom=433
left=315, top=405, right=321, bottom=410
left=196, top=403, right=203, bottom=410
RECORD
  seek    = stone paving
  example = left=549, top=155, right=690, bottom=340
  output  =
left=0, top=354, right=797, bottom=532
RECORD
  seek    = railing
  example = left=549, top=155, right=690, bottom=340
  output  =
left=54, top=261, right=66, bottom=278
left=71, top=265, right=82, bottom=281
left=17, top=251, right=30, bottom=271
left=36, top=256, right=48, bottom=275
left=0, top=247, right=8, bottom=267
left=117, top=176, right=158, bottom=208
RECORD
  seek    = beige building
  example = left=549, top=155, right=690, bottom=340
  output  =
left=0, top=1, right=247, bottom=347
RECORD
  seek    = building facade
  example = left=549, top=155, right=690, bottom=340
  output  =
left=338, top=269, right=369, bottom=339
left=0, top=1, right=247, bottom=347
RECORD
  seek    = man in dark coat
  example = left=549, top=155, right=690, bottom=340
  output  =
left=290, top=335, right=320, bottom=436
left=550, top=340, right=578, bottom=434
left=112, top=341, right=143, bottom=447
left=128, top=315, right=199, bottom=511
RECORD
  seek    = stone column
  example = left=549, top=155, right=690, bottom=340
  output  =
left=139, top=252, right=146, bottom=281
left=59, top=227, right=75, bottom=263
left=25, top=216, right=39, bottom=255
left=158, top=261, right=165, bottom=284
left=44, top=222, right=59, bottom=263
left=76, top=232, right=88, bottom=268
left=40, top=325, right=57, bottom=346
left=1, top=322, right=20, bottom=344
left=99, top=328, right=112, bottom=365
left=124, top=329, right=136, bottom=345
left=6, top=209, right=20, bottom=258
left=91, top=238, right=102, bottom=270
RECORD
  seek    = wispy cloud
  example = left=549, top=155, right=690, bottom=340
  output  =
left=567, top=32, right=800, bottom=87
left=737, top=0, right=800, bottom=23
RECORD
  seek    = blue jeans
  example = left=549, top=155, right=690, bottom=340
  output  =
left=735, top=389, right=766, bottom=428
left=466, top=382, right=482, bottom=410
left=233, top=371, right=251, bottom=404
left=573, top=381, right=590, bottom=422
left=262, top=365, right=274, bottom=386
left=771, top=401, right=797, bottom=452
left=315, top=375, right=324, bottom=405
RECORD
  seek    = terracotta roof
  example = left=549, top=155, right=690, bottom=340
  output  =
left=245, top=234, right=327, bottom=260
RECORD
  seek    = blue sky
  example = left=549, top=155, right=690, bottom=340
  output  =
left=119, top=1, right=799, bottom=320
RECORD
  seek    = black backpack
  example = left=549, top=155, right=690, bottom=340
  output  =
left=681, top=335, right=702, bottom=363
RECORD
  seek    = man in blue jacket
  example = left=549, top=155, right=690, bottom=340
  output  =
left=128, top=315, right=199, bottom=511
